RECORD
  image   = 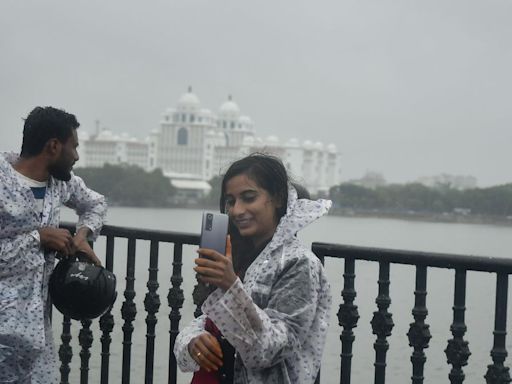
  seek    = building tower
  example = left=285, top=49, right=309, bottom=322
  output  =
left=156, top=87, right=218, bottom=179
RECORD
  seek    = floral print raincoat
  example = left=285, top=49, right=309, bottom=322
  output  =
left=0, top=152, right=107, bottom=383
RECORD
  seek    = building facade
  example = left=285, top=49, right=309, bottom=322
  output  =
left=77, top=129, right=149, bottom=170
left=76, top=88, right=342, bottom=195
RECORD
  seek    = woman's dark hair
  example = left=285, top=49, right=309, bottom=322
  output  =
left=219, top=153, right=289, bottom=219
left=292, top=182, right=310, bottom=200
left=219, top=153, right=289, bottom=280
left=20, top=106, right=80, bottom=157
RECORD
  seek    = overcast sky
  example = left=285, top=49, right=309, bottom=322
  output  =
left=1, top=0, right=510, bottom=186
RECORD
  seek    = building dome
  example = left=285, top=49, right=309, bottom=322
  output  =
left=239, top=115, right=251, bottom=124
left=327, top=143, right=337, bottom=153
left=96, top=129, right=116, bottom=141
left=242, top=136, right=255, bottom=146
left=285, top=138, right=300, bottom=148
left=314, top=141, right=324, bottom=150
left=177, top=86, right=200, bottom=109
left=303, top=140, right=313, bottom=149
left=219, top=95, right=240, bottom=115
left=265, top=135, right=279, bottom=145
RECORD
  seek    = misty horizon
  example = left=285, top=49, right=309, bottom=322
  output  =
left=1, top=0, right=510, bottom=187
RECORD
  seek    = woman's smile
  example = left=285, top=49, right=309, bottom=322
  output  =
left=233, top=217, right=252, bottom=229
left=224, top=174, right=279, bottom=247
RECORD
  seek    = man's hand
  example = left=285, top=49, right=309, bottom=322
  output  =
left=72, top=227, right=102, bottom=266
left=38, top=227, right=74, bottom=255
left=188, top=332, right=223, bottom=372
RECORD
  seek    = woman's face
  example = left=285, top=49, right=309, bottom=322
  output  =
left=224, top=173, right=281, bottom=247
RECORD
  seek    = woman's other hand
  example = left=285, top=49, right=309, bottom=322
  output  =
left=188, top=332, right=223, bottom=372
left=195, top=236, right=237, bottom=291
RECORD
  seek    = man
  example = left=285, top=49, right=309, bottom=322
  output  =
left=0, top=106, right=107, bottom=383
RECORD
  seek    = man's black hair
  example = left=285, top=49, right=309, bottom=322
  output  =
left=20, top=106, right=80, bottom=157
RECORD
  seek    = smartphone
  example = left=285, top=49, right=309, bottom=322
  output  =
left=200, top=212, right=229, bottom=255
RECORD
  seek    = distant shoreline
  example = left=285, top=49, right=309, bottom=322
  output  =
left=329, top=209, right=512, bottom=227
left=103, top=202, right=512, bottom=227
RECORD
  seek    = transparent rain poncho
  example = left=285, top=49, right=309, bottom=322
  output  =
left=175, top=185, right=332, bottom=384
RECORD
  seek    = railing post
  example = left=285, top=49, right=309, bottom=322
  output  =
left=407, top=265, right=431, bottom=384
left=445, top=269, right=471, bottom=384
left=144, top=240, right=161, bottom=384
left=79, top=239, right=95, bottom=384
left=168, top=242, right=185, bottom=384
left=485, top=273, right=511, bottom=384
left=337, top=257, right=359, bottom=384
left=192, top=281, right=211, bottom=318
left=313, top=249, right=326, bottom=384
left=121, top=238, right=137, bottom=384
left=371, top=261, right=394, bottom=384
left=100, top=235, right=115, bottom=384
left=79, top=319, right=93, bottom=384
left=59, top=315, right=73, bottom=384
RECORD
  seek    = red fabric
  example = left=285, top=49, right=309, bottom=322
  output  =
left=205, top=317, right=221, bottom=337
left=190, top=318, right=222, bottom=384
left=191, top=368, right=219, bottom=384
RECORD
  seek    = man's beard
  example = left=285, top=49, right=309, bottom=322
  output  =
left=48, top=161, right=72, bottom=181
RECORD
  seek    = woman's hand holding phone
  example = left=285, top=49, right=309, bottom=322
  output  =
left=195, top=236, right=237, bottom=291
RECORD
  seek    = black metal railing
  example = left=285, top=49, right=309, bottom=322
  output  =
left=58, top=223, right=199, bottom=384
left=55, top=224, right=512, bottom=384
left=312, top=242, right=512, bottom=384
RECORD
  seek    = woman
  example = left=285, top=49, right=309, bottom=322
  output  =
left=174, top=153, right=332, bottom=383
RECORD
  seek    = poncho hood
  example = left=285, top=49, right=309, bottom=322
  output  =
left=267, top=184, right=331, bottom=252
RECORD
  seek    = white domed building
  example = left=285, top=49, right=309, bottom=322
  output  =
left=156, top=87, right=220, bottom=180
left=76, top=124, right=149, bottom=170
left=77, top=88, right=342, bottom=199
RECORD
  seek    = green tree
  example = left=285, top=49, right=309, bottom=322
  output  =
left=201, top=175, right=223, bottom=208
left=75, top=164, right=175, bottom=207
left=329, top=181, right=512, bottom=217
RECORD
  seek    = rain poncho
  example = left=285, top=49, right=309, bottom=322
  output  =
left=0, top=152, right=107, bottom=384
left=175, top=185, right=332, bottom=383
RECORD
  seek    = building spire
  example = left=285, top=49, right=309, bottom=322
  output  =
left=188, top=85, right=192, bottom=93
left=228, top=94, right=232, bottom=101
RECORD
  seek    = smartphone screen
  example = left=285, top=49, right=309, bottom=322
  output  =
left=200, top=212, right=229, bottom=255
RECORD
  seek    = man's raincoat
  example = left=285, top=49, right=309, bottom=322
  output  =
left=0, top=152, right=107, bottom=383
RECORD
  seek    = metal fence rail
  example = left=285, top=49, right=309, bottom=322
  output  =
left=59, top=223, right=199, bottom=384
left=56, top=224, right=512, bottom=384
left=312, top=242, right=512, bottom=384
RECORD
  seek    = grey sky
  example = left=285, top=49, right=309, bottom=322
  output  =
left=1, top=0, right=510, bottom=186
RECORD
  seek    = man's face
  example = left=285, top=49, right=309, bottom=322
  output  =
left=48, top=130, right=79, bottom=181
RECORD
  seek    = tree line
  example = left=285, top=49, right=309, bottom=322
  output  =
left=75, top=164, right=175, bottom=207
left=75, top=165, right=512, bottom=218
left=329, top=182, right=512, bottom=217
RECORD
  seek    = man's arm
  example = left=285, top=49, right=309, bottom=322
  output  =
left=62, top=174, right=107, bottom=265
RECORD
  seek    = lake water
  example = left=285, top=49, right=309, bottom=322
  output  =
left=58, top=207, right=512, bottom=384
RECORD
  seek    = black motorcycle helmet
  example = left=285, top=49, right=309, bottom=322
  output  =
left=50, top=251, right=117, bottom=320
